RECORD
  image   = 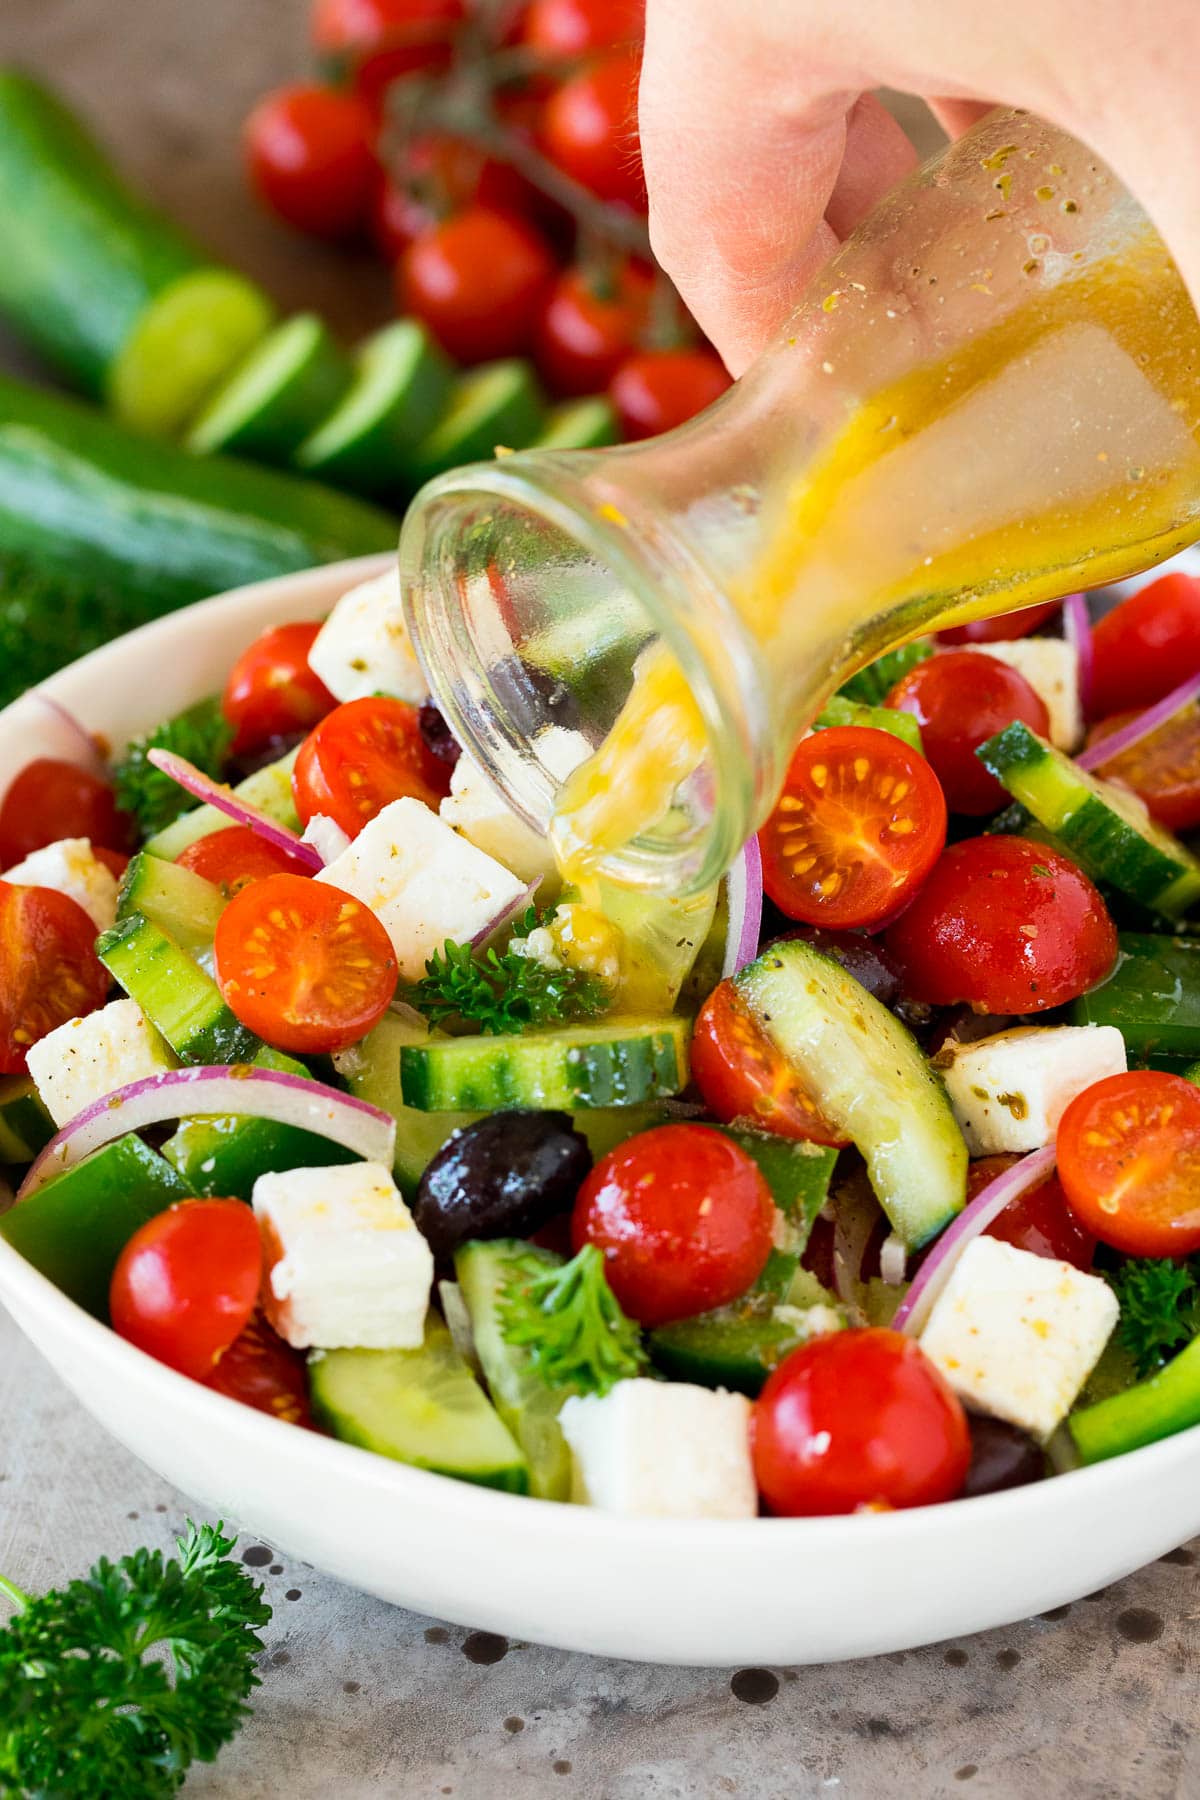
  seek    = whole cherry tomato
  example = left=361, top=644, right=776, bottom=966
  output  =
left=609, top=348, right=731, bottom=439
left=884, top=649, right=1050, bottom=815
left=110, top=1199, right=263, bottom=1382
left=540, top=50, right=646, bottom=209
left=222, top=622, right=336, bottom=757
left=0, top=758, right=130, bottom=865
left=292, top=695, right=449, bottom=835
left=522, top=0, right=643, bottom=56
left=751, top=1328, right=971, bottom=1515
left=400, top=206, right=557, bottom=362
left=938, top=601, right=1061, bottom=646
left=311, top=0, right=464, bottom=108
left=372, top=130, right=535, bottom=257
left=244, top=84, right=376, bottom=238
left=690, top=978, right=847, bottom=1146
left=177, top=826, right=307, bottom=898
left=535, top=260, right=653, bottom=396
left=206, top=1310, right=313, bottom=1426
left=572, top=1123, right=775, bottom=1326
left=0, top=881, right=110, bottom=1073
left=1057, top=1070, right=1200, bottom=1257
left=1085, top=705, right=1200, bottom=835
left=885, top=836, right=1117, bottom=1014
left=969, top=1156, right=1096, bottom=1269
left=1089, top=572, right=1200, bottom=720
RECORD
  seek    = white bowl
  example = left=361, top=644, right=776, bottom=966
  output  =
left=1, top=554, right=1197, bottom=1667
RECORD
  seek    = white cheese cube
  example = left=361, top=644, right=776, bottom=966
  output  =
left=26, top=998, right=179, bottom=1128
left=940, top=1024, right=1126, bottom=1155
left=559, top=1378, right=756, bottom=1519
left=307, top=567, right=425, bottom=705
left=965, top=638, right=1082, bottom=750
left=439, top=728, right=588, bottom=887
left=919, top=1236, right=1117, bottom=1440
left=253, top=1161, right=433, bottom=1350
left=315, top=797, right=527, bottom=980
left=3, top=837, right=119, bottom=931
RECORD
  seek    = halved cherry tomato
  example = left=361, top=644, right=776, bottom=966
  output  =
left=690, top=978, right=848, bottom=1146
left=571, top=1122, right=775, bottom=1326
left=244, top=83, right=376, bottom=238
left=886, top=836, right=1117, bottom=1014
left=884, top=650, right=1050, bottom=815
left=1089, top=572, right=1200, bottom=720
left=535, top=260, right=653, bottom=396
left=177, top=826, right=307, bottom=898
left=110, top=1198, right=262, bottom=1381
left=1085, top=705, right=1200, bottom=835
left=214, top=873, right=397, bottom=1054
left=609, top=348, right=731, bottom=439
left=938, top=601, right=1061, bottom=646
left=751, top=1328, right=971, bottom=1515
left=1056, top=1070, right=1200, bottom=1257
left=0, top=758, right=130, bottom=866
left=759, top=726, right=947, bottom=930
left=970, top=1156, right=1096, bottom=1269
left=0, top=882, right=110, bottom=1074
left=540, top=50, right=646, bottom=209
left=222, top=622, right=336, bottom=758
left=400, top=206, right=556, bottom=363
left=206, top=1309, right=313, bottom=1426
left=292, top=695, right=449, bottom=835
left=522, top=0, right=643, bottom=56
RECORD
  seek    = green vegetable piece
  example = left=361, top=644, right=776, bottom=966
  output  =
left=500, top=1242, right=646, bottom=1399
left=162, top=1048, right=355, bottom=1200
left=1108, top=1257, right=1200, bottom=1379
left=187, top=312, right=350, bottom=463
left=1071, top=934, right=1200, bottom=1058
left=838, top=640, right=933, bottom=706
left=712, top=1126, right=836, bottom=1246
left=812, top=693, right=924, bottom=753
left=1070, top=1331, right=1200, bottom=1464
left=409, top=907, right=609, bottom=1035
left=399, top=1014, right=690, bottom=1111
left=0, top=1075, right=54, bottom=1164
left=116, top=850, right=225, bottom=954
left=109, top=269, right=277, bottom=439
left=295, top=319, right=454, bottom=494
left=145, top=745, right=301, bottom=861
left=533, top=396, right=619, bottom=450
left=113, top=697, right=232, bottom=840
left=0, top=1520, right=269, bottom=1798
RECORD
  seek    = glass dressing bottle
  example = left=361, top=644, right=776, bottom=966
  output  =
left=398, top=108, right=1200, bottom=898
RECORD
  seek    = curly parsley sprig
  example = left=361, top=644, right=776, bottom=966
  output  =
left=409, top=906, right=609, bottom=1035
left=500, top=1243, right=647, bottom=1398
left=1109, top=1257, right=1200, bottom=1379
left=114, top=699, right=233, bottom=840
left=0, top=1520, right=270, bottom=1799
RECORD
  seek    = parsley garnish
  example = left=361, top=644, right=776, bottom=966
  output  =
left=0, top=1520, right=269, bottom=1798
left=500, top=1244, right=647, bottom=1397
left=114, top=699, right=233, bottom=840
left=1109, top=1257, right=1200, bottom=1378
left=410, top=907, right=608, bottom=1035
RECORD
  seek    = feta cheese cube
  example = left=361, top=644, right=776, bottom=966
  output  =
left=559, top=1378, right=756, bottom=1519
left=253, top=1161, right=433, bottom=1350
left=26, top=998, right=179, bottom=1128
left=316, top=797, right=527, bottom=980
left=439, top=728, right=588, bottom=886
left=965, top=638, right=1082, bottom=749
left=919, top=1235, right=1118, bottom=1440
left=3, top=837, right=119, bottom=931
left=940, top=1024, right=1126, bottom=1155
left=307, top=567, right=425, bottom=705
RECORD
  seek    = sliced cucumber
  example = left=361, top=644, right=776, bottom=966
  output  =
left=0, top=1134, right=194, bottom=1317
left=978, top=721, right=1200, bottom=919
left=309, top=1315, right=528, bottom=1492
left=98, top=913, right=257, bottom=1064
left=838, top=640, right=933, bottom=706
left=533, top=397, right=619, bottom=450
left=399, top=1015, right=690, bottom=1112
left=144, top=745, right=301, bottom=860
left=108, top=269, right=277, bottom=439
left=648, top=1302, right=821, bottom=1397
left=116, top=851, right=224, bottom=954
left=409, top=358, right=545, bottom=486
left=736, top=940, right=967, bottom=1246
left=454, top=1238, right=574, bottom=1501
left=813, top=694, right=923, bottom=754
left=162, top=1047, right=354, bottom=1200
left=1071, top=932, right=1200, bottom=1057
left=296, top=320, right=453, bottom=495
left=187, top=314, right=351, bottom=464
left=0, top=1075, right=54, bottom=1163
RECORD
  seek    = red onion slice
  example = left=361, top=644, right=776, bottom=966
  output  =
left=1076, top=669, right=1200, bottom=773
left=1060, top=592, right=1093, bottom=717
left=469, top=879, right=542, bottom=950
left=17, top=1066, right=395, bottom=1201
left=147, top=748, right=322, bottom=872
left=892, top=1145, right=1057, bottom=1338
left=721, top=837, right=764, bottom=980
left=12, top=693, right=109, bottom=780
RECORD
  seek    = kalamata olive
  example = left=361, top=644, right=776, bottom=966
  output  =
left=774, top=925, right=902, bottom=1007
left=418, top=699, right=462, bottom=769
left=414, top=1110, right=593, bottom=1260
left=962, top=1416, right=1045, bottom=1497
left=487, top=655, right=581, bottom=737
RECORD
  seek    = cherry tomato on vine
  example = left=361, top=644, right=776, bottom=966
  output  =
left=540, top=50, right=646, bottom=209
left=177, top=826, right=306, bottom=898
left=372, top=130, right=535, bottom=257
left=885, top=836, right=1117, bottom=1014
left=884, top=649, right=1050, bottom=815
left=751, top=1329, right=971, bottom=1515
left=1056, top=1070, right=1200, bottom=1257
left=0, top=758, right=129, bottom=865
left=690, top=978, right=848, bottom=1146
left=758, top=726, right=947, bottom=930
left=110, top=1199, right=263, bottom=1382
left=206, top=1311, right=313, bottom=1426
left=293, top=695, right=449, bottom=835
left=522, top=0, right=643, bottom=56
left=0, top=881, right=110, bottom=1074
left=1085, top=705, right=1200, bottom=835
left=571, top=1123, right=775, bottom=1327
left=222, top=622, right=336, bottom=757
left=1089, top=572, right=1200, bottom=720
left=400, top=206, right=556, bottom=362
left=535, top=260, right=653, bottom=395
left=609, top=349, right=732, bottom=439
left=311, top=0, right=464, bottom=108
left=938, top=601, right=1061, bottom=646
left=970, top=1156, right=1096, bottom=1270
left=244, top=83, right=376, bottom=238
left=214, top=873, right=397, bottom=1055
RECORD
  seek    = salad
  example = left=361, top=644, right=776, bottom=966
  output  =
left=3, top=563, right=1200, bottom=1521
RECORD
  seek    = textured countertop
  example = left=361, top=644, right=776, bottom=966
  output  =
left=1, top=4, right=1198, bottom=1795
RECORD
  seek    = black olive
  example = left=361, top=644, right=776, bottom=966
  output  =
left=487, top=655, right=581, bottom=737
left=414, top=1110, right=593, bottom=1260
left=962, top=1416, right=1045, bottom=1498
left=418, top=699, right=462, bottom=769
left=773, top=925, right=902, bottom=1007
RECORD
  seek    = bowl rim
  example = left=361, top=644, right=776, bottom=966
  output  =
left=1, top=555, right=1194, bottom=1550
